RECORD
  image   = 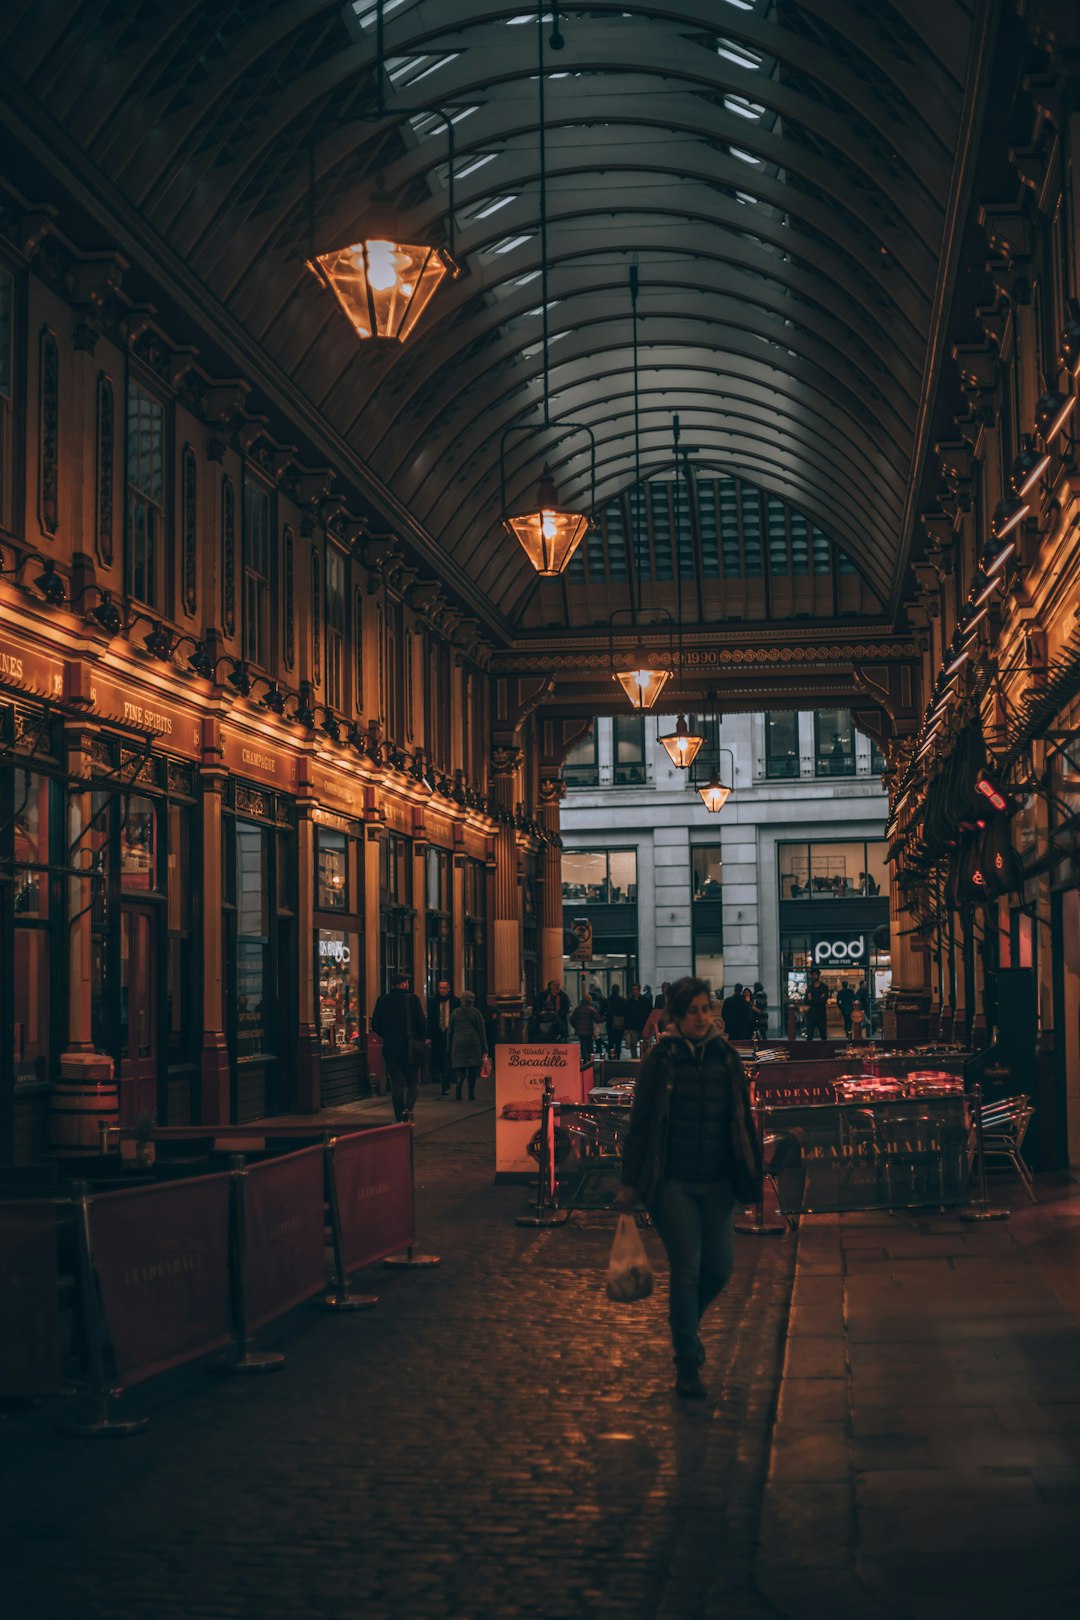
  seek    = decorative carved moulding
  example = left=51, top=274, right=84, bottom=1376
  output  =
left=977, top=203, right=1033, bottom=267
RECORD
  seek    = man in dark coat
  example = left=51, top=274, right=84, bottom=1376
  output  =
left=427, top=978, right=460, bottom=1095
left=371, top=974, right=428, bottom=1123
left=721, top=983, right=751, bottom=1040
left=529, top=979, right=570, bottom=1041
left=624, top=982, right=650, bottom=1058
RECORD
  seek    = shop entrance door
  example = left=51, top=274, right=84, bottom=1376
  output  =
left=120, top=903, right=159, bottom=1125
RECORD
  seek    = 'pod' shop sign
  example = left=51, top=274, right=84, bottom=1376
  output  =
left=813, top=935, right=866, bottom=966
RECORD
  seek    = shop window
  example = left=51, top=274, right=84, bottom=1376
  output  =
left=380, top=832, right=413, bottom=990
left=814, top=708, right=855, bottom=776
left=243, top=476, right=272, bottom=669
left=562, top=722, right=598, bottom=788
left=692, top=846, right=723, bottom=899
left=234, top=823, right=269, bottom=1058
left=613, top=716, right=645, bottom=785
left=426, top=847, right=452, bottom=994
left=166, top=802, right=195, bottom=1067
left=326, top=545, right=346, bottom=711
left=765, top=711, right=799, bottom=779
left=316, top=826, right=348, bottom=910
left=318, top=929, right=361, bottom=1053
left=0, top=264, right=15, bottom=536
left=464, top=857, right=487, bottom=1004
left=126, top=379, right=166, bottom=609
left=11, top=770, right=55, bottom=1087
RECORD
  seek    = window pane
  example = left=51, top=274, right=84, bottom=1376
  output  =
left=235, top=940, right=268, bottom=1056
left=779, top=842, right=810, bottom=899
left=13, top=771, right=50, bottom=918
left=318, top=929, right=361, bottom=1053
left=608, top=850, right=636, bottom=900
left=815, top=709, right=855, bottom=776
left=121, top=795, right=157, bottom=890
left=236, top=823, right=267, bottom=936
left=317, top=828, right=348, bottom=910
left=562, top=851, right=607, bottom=901
left=765, top=712, right=799, bottom=779
left=562, top=722, right=597, bottom=786
left=692, top=846, right=723, bottom=896
left=14, top=927, right=50, bottom=1083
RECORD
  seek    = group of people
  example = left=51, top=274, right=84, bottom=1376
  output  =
left=801, top=970, right=871, bottom=1040
left=542, top=977, right=773, bottom=1062
left=370, top=975, right=490, bottom=1124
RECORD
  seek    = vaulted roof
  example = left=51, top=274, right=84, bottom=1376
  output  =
left=1, top=0, right=995, bottom=642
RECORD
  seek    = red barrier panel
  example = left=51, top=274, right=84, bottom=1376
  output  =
left=87, top=1173, right=232, bottom=1386
left=0, top=1202, right=61, bottom=1394
left=242, top=1146, right=328, bottom=1333
left=332, top=1125, right=413, bottom=1274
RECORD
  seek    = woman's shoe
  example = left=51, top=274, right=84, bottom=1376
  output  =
left=468, top=1089, right=476, bottom=1101
left=674, top=1358, right=707, bottom=1400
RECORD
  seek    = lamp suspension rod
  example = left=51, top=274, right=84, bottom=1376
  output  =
left=370, top=0, right=457, bottom=259
left=673, top=413, right=684, bottom=682
left=630, top=263, right=642, bottom=623
left=538, top=1, right=551, bottom=426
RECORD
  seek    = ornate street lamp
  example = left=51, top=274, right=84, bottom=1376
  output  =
left=613, top=655, right=673, bottom=712
left=659, top=715, right=704, bottom=768
left=697, top=768, right=731, bottom=814
left=658, top=416, right=705, bottom=765
left=309, top=232, right=457, bottom=344
left=503, top=464, right=590, bottom=575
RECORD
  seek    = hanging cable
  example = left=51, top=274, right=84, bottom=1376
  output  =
left=630, top=264, right=642, bottom=624
left=538, top=1, right=551, bottom=426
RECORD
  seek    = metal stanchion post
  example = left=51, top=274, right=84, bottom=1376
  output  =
left=516, top=1080, right=570, bottom=1227
left=960, top=1082, right=1009, bottom=1222
left=211, top=1156, right=285, bottom=1371
left=383, top=1124, right=442, bottom=1266
left=61, top=1183, right=149, bottom=1437
left=316, top=1138, right=378, bottom=1309
left=734, top=1100, right=785, bottom=1237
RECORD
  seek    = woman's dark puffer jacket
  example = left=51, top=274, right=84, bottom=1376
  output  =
left=619, top=1032, right=762, bottom=1206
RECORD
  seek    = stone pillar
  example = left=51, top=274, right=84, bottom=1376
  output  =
left=537, top=774, right=564, bottom=989
left=199, top=763, right=231, bottom=1124
left=491, top=744, right=524, bottom=1025
left=294, top=807, right=320, bottom=1113
left=59, top=721, right=113, bottom=1086
left=882, top=858, right=930, bottom=1041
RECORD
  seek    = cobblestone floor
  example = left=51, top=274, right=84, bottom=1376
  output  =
left=0, top=1096, right=795, bottom=1620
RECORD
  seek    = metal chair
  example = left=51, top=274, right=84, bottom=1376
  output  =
left=979, top=1093, right=1036, bottom=1202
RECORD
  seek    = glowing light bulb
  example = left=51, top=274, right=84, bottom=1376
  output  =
left=366, top=240, right=400, bottom=292
left=541, top=510, right=558, bottom=541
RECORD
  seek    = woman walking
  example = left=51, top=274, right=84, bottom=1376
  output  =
left=447, top=989, right=488, bottom=1100
left=614, top=977, right=762, bottom=1399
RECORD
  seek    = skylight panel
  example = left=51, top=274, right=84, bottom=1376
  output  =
left=730, top=146, right=763, bottom=166
left=409, top=106, right=477, bottom=141
left=516, top=268, right=543, bottom=283
left=721, top=0, right=754, bottom=10
left=491, top=235, right=533, bottom=255
left=736, top=191, right=759, bottom=205
left=523, top=331, right=567, bottom=358
left=724, top=95, right=766, bottom=121
left=471, top=194, right=517, bottom=220
left=525, top=300, right=561, bottom=316
left=453, top=153, right=498, bottom=181
left=352, top=0, right=409, bottom=29
left=718, top=38, right=762, bottom=70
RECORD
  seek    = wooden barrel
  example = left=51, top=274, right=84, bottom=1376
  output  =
left=48, top=1079, right=120, bottom=1154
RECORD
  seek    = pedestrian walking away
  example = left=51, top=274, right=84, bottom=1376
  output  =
left=614, top=977, right=762, bottom=1400
left=605, top=983, right=628, bottom=1057
left=720, top=982, right=752, bottom=1041
left=623, top=983, right=650, bottom=1057
left=447, top=989, right=488, bottom=1099
left=836, top=979, right=855, bottom=1040
left=570, top=993, right=601, bottom=1061
left=805, top=967, right=830, bottom=1040
left=371, top=974, right=428, bottom=1123
left=427, top=978, right=460, bottom=1095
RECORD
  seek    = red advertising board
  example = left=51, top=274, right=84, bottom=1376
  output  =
left=332, top=1126, right=414, bottom=1273
left=88, top=1174, right=232, bottom=1386
left=243, top=1147, right=328, bottom=1332
left=0, top=1202, right=61, bottom=1394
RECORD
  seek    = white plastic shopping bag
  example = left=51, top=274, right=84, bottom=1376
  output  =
left=605, top=1214, right=654, bottom=1302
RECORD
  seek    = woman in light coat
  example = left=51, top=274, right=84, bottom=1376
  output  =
left=447, top=989, right=488, bottom=1100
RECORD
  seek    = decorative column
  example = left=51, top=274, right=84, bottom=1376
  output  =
left=883, top=857, right=931, bottom=1042
left=537, top=773, right=565, bottom=989
left=294, top=803, right=320, bottom=1113
left=198, top=758, right=231, bottom=1124
left=491, top=743, right=524, bottom=1031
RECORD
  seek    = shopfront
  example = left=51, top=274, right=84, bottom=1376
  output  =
left=561, top=847, right=639, bottom=1001
left=463, top=855, right=488, bottom=1007
left=779, top=838, right=890, bottom=1036
left=425, top=844, right=452, bottom=998
left=222, top=779, right=297, bottom=1123
left=313, top=811, right=365, bottom=1106
left=88, top=738, right=201, bottom=1128
left=0, top=702, right=65, bottom=1163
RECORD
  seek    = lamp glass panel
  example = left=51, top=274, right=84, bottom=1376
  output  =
left=504, top=509, right=588, bottom=574
left=697, top=780, right=731, bottom=813
left=313, top=240, right=451, bottom=341
left=614, top=667, right=671, bottom=710
left=659, top=727, right=704, bottom=768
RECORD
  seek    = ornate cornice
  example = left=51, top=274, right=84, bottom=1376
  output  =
left=490, top=640, right=919, bottom=674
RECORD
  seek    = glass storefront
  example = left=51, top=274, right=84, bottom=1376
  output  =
left=463, top=857, right=487, bottom=1006
left=779, top=839, right=887, bottom=900
left=380, top=831, right=413, bottom=991
left=562, top=848, right=637, bottom=903
left=317, top=928, right=361, bottom=1054
left=425, top=846, right=452, bottom=996
left=780, top=933, right=891, bottom=1038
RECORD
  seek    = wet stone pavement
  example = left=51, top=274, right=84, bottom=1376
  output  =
left=0, top=1096, right=794, bottom=1620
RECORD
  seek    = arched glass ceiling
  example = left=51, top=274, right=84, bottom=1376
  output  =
left=0, top=0, right=989, bottom=636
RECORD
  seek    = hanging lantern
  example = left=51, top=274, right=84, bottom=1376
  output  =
left=697, top=768, right=731, bottom=814
left=658, top=715, right=704, bottom=768
left=309, top=237, right=457, bottom=342
left=503, top=464, right=590, bottom=575
left=614, top=652, right=673, bottom=711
